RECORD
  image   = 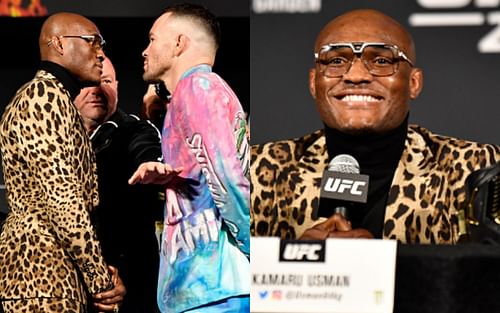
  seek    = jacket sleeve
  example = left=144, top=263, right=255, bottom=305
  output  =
left=23, top=83, right=112, bottom=294
left=183, top=75, right=250, bottom=257
left=250, top=142, right=279, bottom=237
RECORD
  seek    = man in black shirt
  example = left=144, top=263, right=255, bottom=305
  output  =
left=75, top=56, right=164, bottom=313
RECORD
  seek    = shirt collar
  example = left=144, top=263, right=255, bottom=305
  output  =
left=39, top=61, right=82, bottom=100
left=179, top=64, right=212, bottom=81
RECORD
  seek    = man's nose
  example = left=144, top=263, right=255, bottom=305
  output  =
left=342, top=57, right=373, bottom=83
left=96, top=48, right=105, bottom=61
left=90, top=86, right=102, bottom=95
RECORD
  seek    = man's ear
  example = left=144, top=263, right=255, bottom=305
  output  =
left=55, top=37, right=65, bottom=54
left=174, top=34, right=189, bottom=57
left=48, top=36, right=65, bottom=55
left=308, top=68, right=317, bottom=100
left=409, top=67, right=424, bottom=100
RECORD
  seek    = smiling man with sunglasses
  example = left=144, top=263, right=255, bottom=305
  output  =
left=251, top=9, right=499, bottom=244
left=0, top=12, right=124, bottom=313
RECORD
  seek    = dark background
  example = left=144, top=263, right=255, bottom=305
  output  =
left=251, top=0, right=500, bottom=145
left=0, top=1, right=249, bottom=215
left=42, top=0, right=248, bottom=17
left=0, top=16, right=249, bottom=116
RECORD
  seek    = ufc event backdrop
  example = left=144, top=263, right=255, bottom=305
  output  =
left=251, top=0, right=500, bottom=145
left=0, top=0, right=249, bottom=216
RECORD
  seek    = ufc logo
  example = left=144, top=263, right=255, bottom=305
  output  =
left=320, top=171, right=369, bottom=203
left=279, top=241, right=325, bottom=262
left=323, top=178, right=366, bottom=195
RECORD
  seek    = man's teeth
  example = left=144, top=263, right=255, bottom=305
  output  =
left=341, top=95, right=379, bottom=102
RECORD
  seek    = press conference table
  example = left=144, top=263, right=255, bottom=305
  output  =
left=395, top=243, right=500, bottom=313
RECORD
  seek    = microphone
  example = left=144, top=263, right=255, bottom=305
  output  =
left=317, top=154, right=369, bottom=219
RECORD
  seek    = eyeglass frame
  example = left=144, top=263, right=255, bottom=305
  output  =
left=313, top=42, right=414, bottom=78
left=47, top=34, right=106, bottom=49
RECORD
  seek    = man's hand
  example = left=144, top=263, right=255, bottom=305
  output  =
left=93, top=266, right=126, bottom=312
left=299, top=213, right=374, bottom=240
left=128, top=161, right=182, bottom=185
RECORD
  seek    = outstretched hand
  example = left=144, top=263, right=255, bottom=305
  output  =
left=299, top=213, right=374, bottom=240
left=128, top=161, right=183, bottom=185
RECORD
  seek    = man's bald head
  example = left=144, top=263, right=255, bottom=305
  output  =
left=40, top=13, right=96, bottom=59
left=39, top=12, right=105, bottom=86
left=315, top=9, right=416, bottom=63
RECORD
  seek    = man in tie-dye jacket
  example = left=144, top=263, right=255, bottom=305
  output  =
left=129, top=3, right=250, bottom=313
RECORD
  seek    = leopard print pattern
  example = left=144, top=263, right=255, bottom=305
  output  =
left=2, top=298, right=84, bottom=313
left=0, top=70, right=111, bottom=304
left=251, top=126, right=499, bottom=243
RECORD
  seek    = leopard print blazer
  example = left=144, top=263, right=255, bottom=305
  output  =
left=0, top=70, right=111, bottom=304
left=251, top=125, right=499, bottom=244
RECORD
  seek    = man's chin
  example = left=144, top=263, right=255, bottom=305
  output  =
left=143, top=72, right=161, bottom=84
left=334, top=116, right=384, bottom=135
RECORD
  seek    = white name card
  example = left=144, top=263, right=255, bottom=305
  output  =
left=251, top=237, right=397, bottom=313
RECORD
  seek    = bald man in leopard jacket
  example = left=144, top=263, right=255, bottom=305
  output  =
left=0, top=13, right=114, bottom=312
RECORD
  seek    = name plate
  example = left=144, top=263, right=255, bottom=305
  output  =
left=251, top=237, right=397, bottom=313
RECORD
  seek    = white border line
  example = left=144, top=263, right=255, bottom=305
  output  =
left=409, top=12, right=485, bottom=26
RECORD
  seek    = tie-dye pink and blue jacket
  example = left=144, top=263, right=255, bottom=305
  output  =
left=157, top=64, right=250, bottom=312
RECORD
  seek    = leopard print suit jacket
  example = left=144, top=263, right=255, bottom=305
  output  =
left=0, top=70, right=111, bottom=304
left=251, top=125, right=499, bottom=244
